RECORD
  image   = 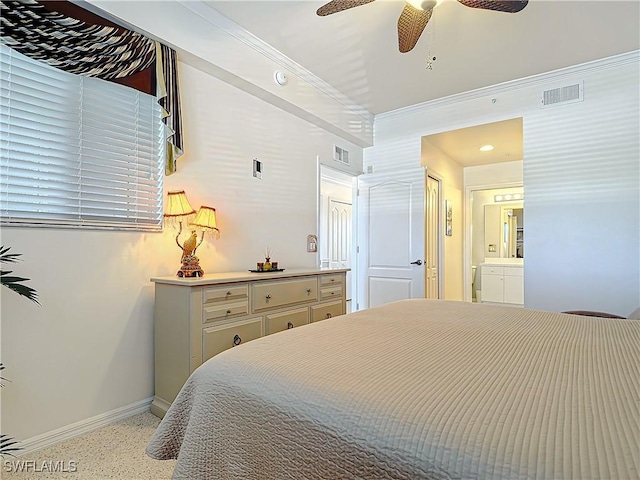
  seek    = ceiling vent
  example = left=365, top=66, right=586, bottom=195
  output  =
left=333, top=145, right=350, bottom=165
left=541, top=81, right=583, bottom=107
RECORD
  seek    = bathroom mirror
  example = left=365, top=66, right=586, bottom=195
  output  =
left=484, top=203, right=524, bottom=259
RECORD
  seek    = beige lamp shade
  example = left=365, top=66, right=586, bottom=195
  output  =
left=164, top=190, right=196, bottom=228
left=190, top=206, right=220, bottom=238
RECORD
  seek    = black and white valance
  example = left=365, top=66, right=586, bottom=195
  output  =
left=0, top=0, right=183, bottom=174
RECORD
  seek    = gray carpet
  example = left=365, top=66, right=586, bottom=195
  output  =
left=2, top=412, right=175, bottom=479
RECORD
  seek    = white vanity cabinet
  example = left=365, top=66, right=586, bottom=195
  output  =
left=150, top=268, right=347, bottom=418
left=480, top=264, right=524, bottom=306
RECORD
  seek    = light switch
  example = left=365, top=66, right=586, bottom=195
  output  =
left=307, top=234, right=317, bottom=253
left=253, top=158, right=262, bottom=179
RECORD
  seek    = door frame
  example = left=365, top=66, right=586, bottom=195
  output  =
left=463, top=181, right=523, bottom=302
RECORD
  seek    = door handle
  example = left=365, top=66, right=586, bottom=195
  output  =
left=410, top=259, right=423, bottom=266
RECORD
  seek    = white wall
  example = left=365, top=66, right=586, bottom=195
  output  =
left=1, top=56, right=363, bottom=443
left=368, top=53, right=639, bottom=316
left=523, top=61, right=639, bottom=315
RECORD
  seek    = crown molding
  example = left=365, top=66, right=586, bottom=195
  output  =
left=85, top=0, right=373, bottom=147
left=179, top=1, right=373, bottom=123
left=377, top=50, right=640, bottom=120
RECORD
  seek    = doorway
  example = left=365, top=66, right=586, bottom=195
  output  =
left=465, top=185, right=524, bottom=302
left=319, top=165, right=356, bottom=313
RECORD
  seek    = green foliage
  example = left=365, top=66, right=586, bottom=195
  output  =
left=0, top=246, right=39, bottom=305
left=0, top=246, right=39, bottom=457
left=0, top=434, right=21, bottom=457
left=0, top=362, right=7, bottom=388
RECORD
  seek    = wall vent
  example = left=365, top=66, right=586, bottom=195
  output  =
left=541, top=81, right=583, bottom=107
left=333, top=145, right=350, bottom=165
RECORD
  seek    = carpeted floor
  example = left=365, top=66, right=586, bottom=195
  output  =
left=2, top=412, right=175, bottom=479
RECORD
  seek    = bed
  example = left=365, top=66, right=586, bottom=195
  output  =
left=147, top=299, right=639, bottom=480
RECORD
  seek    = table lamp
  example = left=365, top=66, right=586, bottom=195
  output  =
left=164, top=190, right=198, bottom=277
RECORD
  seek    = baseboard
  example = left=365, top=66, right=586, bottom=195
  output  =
left=16, top=397, right=154, bottom=456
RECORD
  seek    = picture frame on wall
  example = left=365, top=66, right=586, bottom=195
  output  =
left=445, top=200, right=452, bottom=236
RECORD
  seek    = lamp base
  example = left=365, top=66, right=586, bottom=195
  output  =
left=176, top=255, right=204, bottom=278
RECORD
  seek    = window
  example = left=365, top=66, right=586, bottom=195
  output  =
left=0, top=44, right=165, bottom=231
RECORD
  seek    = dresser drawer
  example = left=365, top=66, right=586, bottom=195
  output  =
left=320, top=274, right=343, bottom=286
left=203, top=285, right=248, bottom=304
left=203, top=300, right=249, bottom=323
left=320, top=285, right=343, bottom=301
left=265, top=307, right=309, bottom=335
left=202, top=317, right=263, bottom=363
left=311, top=301, right=344, bottom=322
left=252, top=277, right=318, bottom=312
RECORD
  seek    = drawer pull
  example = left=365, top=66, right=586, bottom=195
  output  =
left=306, top=288, right=312, bottom=294
left=226, top=291, right=231, bottom=296
left=233, top=334, right=242, bottom=346
left=226, top=309, right=232, bottom=314
left=331, top=278, right=335, bottom=282
left=326, top=313, right=333, bottom=319
left=265, top=294, right=271, bottom=300
left=287, top=322, right=294, bottom=329
left=331, top=292, right=335, bottom=295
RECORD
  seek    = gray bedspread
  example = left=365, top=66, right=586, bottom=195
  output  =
left=147, top=299, right=640, bottom=479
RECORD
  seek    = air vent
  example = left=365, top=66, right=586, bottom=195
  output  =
left=333, top=145, right=350, bottom=165
left=541, top=81, right=583, bottom=107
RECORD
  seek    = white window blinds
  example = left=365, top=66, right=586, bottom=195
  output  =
left=0, top=44, right=165, bottom=230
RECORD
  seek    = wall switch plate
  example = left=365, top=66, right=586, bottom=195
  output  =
left=253, top=158, right=262, bottom=179
left=307, top=234, right=317, bottom=253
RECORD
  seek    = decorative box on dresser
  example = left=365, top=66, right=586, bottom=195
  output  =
left=150, top=268, right=348, bottom=418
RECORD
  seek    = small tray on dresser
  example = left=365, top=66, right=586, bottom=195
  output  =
left=248, top=268, right=285, bottom=273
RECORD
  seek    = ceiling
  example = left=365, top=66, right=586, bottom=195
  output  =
left=208, top=0, right=640, bottom=115
left=423, top=118, right=523, bottom=166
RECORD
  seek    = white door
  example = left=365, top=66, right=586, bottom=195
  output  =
left=425, top=175, right=440, bottom=299
left=357, top=168, right=425, bottom=309
left=329, top=199, right=353, bottom=311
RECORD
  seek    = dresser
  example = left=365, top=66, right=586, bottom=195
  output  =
left=150, top=268, right=348, bottom=418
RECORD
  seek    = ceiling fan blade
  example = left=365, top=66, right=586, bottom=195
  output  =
left=456, top=0, right=528, bottom=13
left=397, top=3, right=432, bottom=53
left=316, top=0, right=376, bottom=16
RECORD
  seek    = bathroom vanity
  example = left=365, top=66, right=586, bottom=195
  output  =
left=479, top=259, right=524, bottom=306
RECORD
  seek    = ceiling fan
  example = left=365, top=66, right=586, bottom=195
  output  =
left=316, top=0, right=528, bottom=53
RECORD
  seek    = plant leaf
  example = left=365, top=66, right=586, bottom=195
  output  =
left=1, top=271, right=40, bottom=304
left=0, top=434, right=22, bottom=457
left=0, top=246, right=23, bottom=264
left=0, top=246, right=40, bottom=305
left=0, top=363, right=8, bottom=388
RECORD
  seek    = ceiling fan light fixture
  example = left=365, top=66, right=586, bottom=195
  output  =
left=316, top=0, right=526, bottom=54
left=408, top=0, right=442, bottom=10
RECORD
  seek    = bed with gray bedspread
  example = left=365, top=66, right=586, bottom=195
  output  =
left=147, top=299, right=639, bottom=479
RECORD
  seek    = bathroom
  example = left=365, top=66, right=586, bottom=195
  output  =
left=471, top=186, right=524, bottom=305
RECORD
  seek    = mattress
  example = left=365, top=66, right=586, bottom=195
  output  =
left=147, top=299, right=639, bottom=480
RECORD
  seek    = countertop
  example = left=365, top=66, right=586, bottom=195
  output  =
left=151, top=267, right=350, bottom=286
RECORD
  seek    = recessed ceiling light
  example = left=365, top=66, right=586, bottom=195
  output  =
left=479, top=145, right=494, bottom=152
